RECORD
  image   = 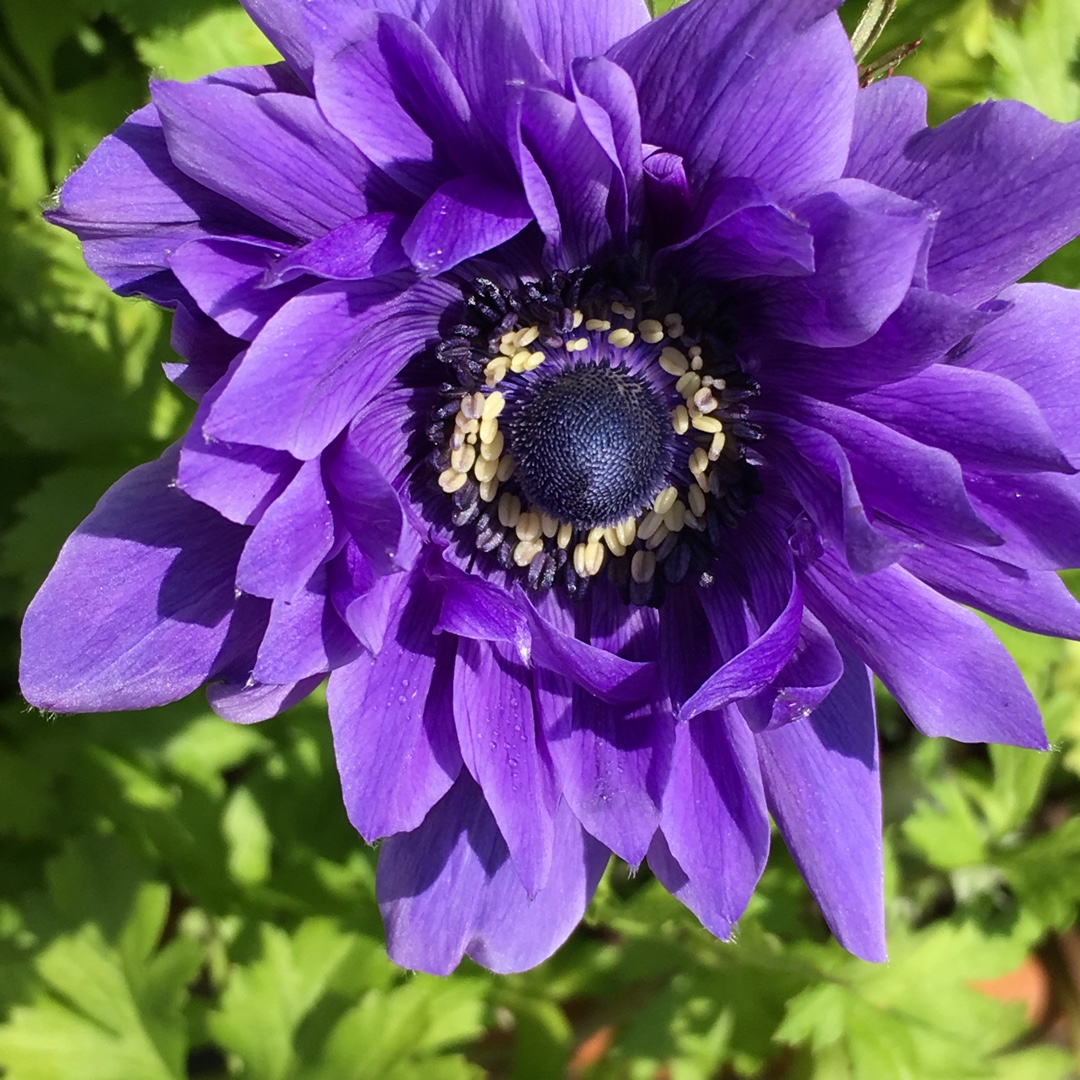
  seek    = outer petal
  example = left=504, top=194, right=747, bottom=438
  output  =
left=327, top=567, right=462, bottom=841
left=803, top=551, right=1047, bottom=749
left=609, top=0, right=855, bottom=197
left=849, top=95, right=1080, bottom=304
left=957, top=283, right=1080, bottom=463
left=378, top=774, right=609, bottom=975
left=21, top=449, right=247, bottom=712
left=263, top=214, right=411, bottom=284
left=208, top=674, right=323, bottom=723
left=517, top=0, right=649, bottom=79
left=649, top=707, right=769, bottom=940
left=204, top=277, right=458, bottom=459
left=756, top=644, right=885, bottom=961
left=453, top=639, right=557, bottom=896
left=153, top=80, right=382, bottom=241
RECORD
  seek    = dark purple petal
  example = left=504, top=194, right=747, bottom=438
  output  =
left=207, top=673, right=323, bottom=723
left=515, top=88, right=617, bottom=265
left=325, top=428, right=406, bottom=575
left=658, top=177, right=815, bottom=281
left=166, top=302, right=246, bottom=400
left=755, top=180, right=934, bottom=348
left=253, top=566, right=361, bottom=683
left=609, top=0, right=854, bottom=198
left=849, top=96, right=1080, bottom=304
left=901, top=541, right=1080, bottom=640
left=153, top=80, right=381, bottom=241
left=403, top=174, right=534, bottom=273
left=517, top=0, right=649, bottom=79
left=235, top=457, right=335, bottom=599
left=783, top=393, right=1000, bottom=549
left=537, top=596, right=670, bottom=865
left=305, top=7, right=480, bottom=196
left=378, top=774, right=609, bottom=974
left=756, top=644, right=885, bottom=961
left=763, top=412, right=907, bottom=574
left=570, top=57, right=645, bottom=240
left=845, top=76, right=927, bottom=180
left=21, top=448, right=247, bottom=712
left=264, top=214, right=411, bottom=284
left=327, top=566, right=462, bottom=841
left=803, top=551, right=1048, bottom=749
left=169, top=237, right=301, bottom=340
left=958, top=283, right=1080, bottom=463
left=453, top=639, right=558, bottom=896
left=434, top=569, right=533, bottom=659
left=205, top=277, right=458, bottom=458
left=851, top=364, right=1073, bottom=476
left=649, top=706, right=769, bottom=939
left=740, top=610, right=845, bottom=733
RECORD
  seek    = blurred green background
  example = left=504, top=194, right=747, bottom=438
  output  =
left=2, top=0, right=1080, bottom=1076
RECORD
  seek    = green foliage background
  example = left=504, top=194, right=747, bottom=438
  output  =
left=1, top=0, right=1080, bottom=1076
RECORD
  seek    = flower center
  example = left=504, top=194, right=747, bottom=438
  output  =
left=504, top=363, right=672, bottom=530
left=426, top=270, right=763, bottom=606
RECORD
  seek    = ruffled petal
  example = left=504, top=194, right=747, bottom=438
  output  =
left=327, top=567, right=462, bottom=841
left=453, top=639, right=558, bottom=895
left=263, top=214, right=411, bottom=284
left=803, top=551, right=1047, bottom=749
left=850, top=95, right=1080, bottom=304
left=204, top=277, right=458, bottom=458
left=609, top=0, right=854, bottom=197
left=756, top=644, right=885, bottom=961
left=235, top=457, right=336, bottom=599
left=517, top=0, right=649, bottom=79
left=378, top=774, right=609, bottom=974
left=207, top=673, right=323, bottom=723
left=21, top=448, right=247, bottom=712
left=648, top=706, right=769, bottom=939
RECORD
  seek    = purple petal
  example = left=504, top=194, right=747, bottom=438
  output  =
left=253, top=566, right=361, bottom=683
left=609, top=0, right=854, bottom=198
left=803, top=551, right=1048, bottom=749
left=305, top=6, right=480, bottom=196
left=205, top=277, right=457, bottom=459
left=235, top=457, right=335, bottom=599
left=169, top=237, right=301, bottom=340
left=763, top=411, right=907, bottom=575
left=901, top=540, right=1080, bottom=640
left=324, top=428, right=405, bottom=575
left=425, top=0, right=555, bottom=141
left=649, top=706, right=769, bottom=939
left=740, top=610, right=845, bottom=733
left=453, top=639, right=557, bottom=896
left=21, top=448, right=247, bottom=712
left=756, top=179, right=934, bottom=348
left=783, top=392, right=1000, bottom=549
left=965, top=469, right=1080, bottom=572
left=958, top=283, right=1080, bottom=463
left=756, top=644, right=885, bottom=961
left=850, top=96, right=1080, bottom=304
left=166, top=302, right=245, bottom=400
left=153, top=80, right=381, bottom=241
left=403, top=174, right=534, bottom=273
left=515, top=88, right=617, bottom=265
left=570, top=57, right=645, bottom=240
left=46, top=102, right=276, bottom=298
left=845, top=76, right=927, bottom=180
left=658, top=177, right=815, bottom=281
left=851, top=365, right=1072, bottom=477
left=207, top=673, right=323, bottom=723
left=378, top=774, right=608, bottom=974
left=327, top=567, right=462, bottom=841
left=434, top=568, right=533, bottom=660
left=264, top=214, right=411, bottom=284
left=178, top=368, right=299, bottom=526
left=537, top=596, right=670, bottom=865
left=517, top=0, right=649, bottom=78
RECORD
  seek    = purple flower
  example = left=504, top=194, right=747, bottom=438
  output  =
left=20, top=0, right=1080, bottom=973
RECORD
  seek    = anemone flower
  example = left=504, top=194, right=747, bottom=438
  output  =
left=21, top=0, right=1080, bottom=974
